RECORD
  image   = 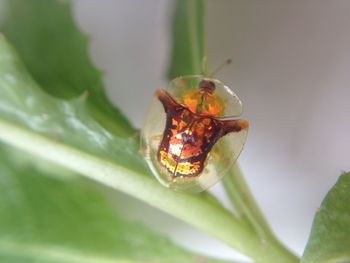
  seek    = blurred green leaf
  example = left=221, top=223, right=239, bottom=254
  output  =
left=302, top=172, right=350, bottom=263
left=0, top=0, right=134, bottom=136
left=167, top=0, right=205, bottom=79
left=0, top=35, right=146, bottom=174
left=0, top=145, right=219, bottom=263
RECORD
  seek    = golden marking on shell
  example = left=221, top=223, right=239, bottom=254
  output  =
left=159, top=150, right=201, bottom=177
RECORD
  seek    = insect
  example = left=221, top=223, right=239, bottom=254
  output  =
left=141, top=74, right=248, bottom=193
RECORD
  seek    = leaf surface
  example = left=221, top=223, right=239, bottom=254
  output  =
left=302, top=172, right=350, bottom=263
left=0, top=35, right=145, bottom=174
left=1, top=0, right=134, bottom=136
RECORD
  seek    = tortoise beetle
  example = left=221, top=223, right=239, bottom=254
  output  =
left=141, top=75, right=248, bottom=193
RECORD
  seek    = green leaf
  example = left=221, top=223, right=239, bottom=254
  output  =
left=0, top=145, right=217, bottom=263
left=167, top=0, right=205, bottom=79
left=302, top=172, right=350, bottom=263
left=0, top=0, right=134, bottom=136
left=0, top=35, right=146, bottom=174
left=0, top=35, right=299, bottom=263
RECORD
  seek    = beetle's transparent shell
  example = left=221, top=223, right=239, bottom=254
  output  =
left=141, top=75, right=248, bottom=193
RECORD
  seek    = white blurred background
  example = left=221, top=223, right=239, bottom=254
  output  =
left=73, top=1, right=350, bottom=261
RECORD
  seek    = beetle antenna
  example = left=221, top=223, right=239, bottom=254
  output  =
left=209, top=59, right=232, bottom=77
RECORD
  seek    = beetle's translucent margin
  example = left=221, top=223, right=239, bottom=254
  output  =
left=141, top=76, right=248, bottom=193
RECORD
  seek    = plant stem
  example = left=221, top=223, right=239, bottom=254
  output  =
left=223, top=164, right=299, bottom=261
left=223, top=165, right=272, bottom=238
